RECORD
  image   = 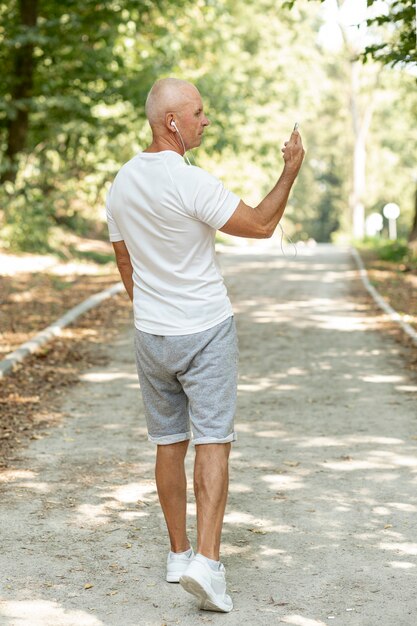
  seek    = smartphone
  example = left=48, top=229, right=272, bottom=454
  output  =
left=293, top=122, right=299, bottom=131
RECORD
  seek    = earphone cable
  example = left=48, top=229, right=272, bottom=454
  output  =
left=279, top=223, right=298, bottom=258
left=175, top=126, right=193, bottom=166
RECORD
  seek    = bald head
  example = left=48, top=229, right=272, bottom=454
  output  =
left=145, top=78, right=200, bottom=128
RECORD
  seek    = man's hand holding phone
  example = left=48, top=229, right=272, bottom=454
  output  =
left=282, top=123, right=305, bottom=176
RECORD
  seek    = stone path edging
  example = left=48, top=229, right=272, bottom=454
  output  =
left=0, top=282, right=124, bottom=379
left=351, top=246, right=417, bottom=346
left=2, top=247, right=415, bottom=380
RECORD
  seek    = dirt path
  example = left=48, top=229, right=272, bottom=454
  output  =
left=1, top=243, right=417, bottom=626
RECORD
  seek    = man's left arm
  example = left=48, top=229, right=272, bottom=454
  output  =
left=112, top=240, right=134, bottom=302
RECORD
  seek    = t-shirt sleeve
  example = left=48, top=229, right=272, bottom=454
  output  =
left=191, top=168, right=240, bottom=230
left=105, top=187, right=124, bottom=242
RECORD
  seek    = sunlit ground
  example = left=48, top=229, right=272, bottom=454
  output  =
left=0, top=244, right=416, bottom=625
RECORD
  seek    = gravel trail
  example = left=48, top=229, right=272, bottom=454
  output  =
left=1, top=243, right=416, bottom=626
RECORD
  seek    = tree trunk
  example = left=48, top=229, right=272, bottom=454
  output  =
left=1, top=0, right=38, bottom=184
left=349, top=61, right=364, bottom=239
left=408, top=182, right=417, bottom=243
left=336, top=0, right=377, bottom=241
left=349, top=62, right=374, bottom=241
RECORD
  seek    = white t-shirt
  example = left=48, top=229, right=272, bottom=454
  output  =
left=106, top=150, right=240, bottom=335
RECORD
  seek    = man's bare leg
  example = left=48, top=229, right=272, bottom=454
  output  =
left=155, top=440, right=191, bottom=553
left=194, top=443, right=231, bottom=561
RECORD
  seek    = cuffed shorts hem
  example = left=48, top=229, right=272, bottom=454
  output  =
left=192, top=432, right=237, bottom=446
left=148, top=431, right=191, bottom=445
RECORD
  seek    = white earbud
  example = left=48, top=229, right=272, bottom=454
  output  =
left=170, top=120, right=178, bottom=131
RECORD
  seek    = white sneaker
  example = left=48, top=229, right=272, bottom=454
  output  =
left=179, top=553, right=233, bottom=613
left=166, top=547, right=195, bottom=583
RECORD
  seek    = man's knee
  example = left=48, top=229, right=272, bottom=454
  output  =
left=157, top=439, right=190, bottom=459
left=195, top=442, right=231, bottom=463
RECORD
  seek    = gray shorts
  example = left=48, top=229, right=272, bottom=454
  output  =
left=134, top=316, right=238, bottom=445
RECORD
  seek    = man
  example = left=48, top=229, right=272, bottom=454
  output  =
left=106, top=77, right=304, bottom=613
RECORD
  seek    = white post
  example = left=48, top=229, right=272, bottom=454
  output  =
left=383, top=203, right=400, bottom=241
left=388, top=219, right=397, bottom=240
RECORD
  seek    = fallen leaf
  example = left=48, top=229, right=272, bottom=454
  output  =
left=283, top=460, right=299, bottom=467
left=248, top=528, right=267, bottom=535
left=84, top=583, right=94, bottom=590
left=268, top=595, right=289, bottom=606
left=384, top=524, right=393, bottom=529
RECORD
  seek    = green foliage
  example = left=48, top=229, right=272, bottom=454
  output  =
left=286, top=0, right=417, bottom=69
left=377, top=240, right=410, bottom=262
left=68, top=247, right=115, bottom=265
left=361, top=69, right=417, bottom=241
left=0, top=0, right=191, bottom=249
left=1, top=0, right=416, bottom=250
left=0, top=181, right=54, bottom=252
left=364, top=0, right=416, bottom=68
left=357, top=236, right=417, bottom=265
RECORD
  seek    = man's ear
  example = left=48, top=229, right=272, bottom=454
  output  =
left=166, top=114, right=176, bottom=131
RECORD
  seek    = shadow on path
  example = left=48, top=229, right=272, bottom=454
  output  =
left=0, top=244, right=416, bottom=626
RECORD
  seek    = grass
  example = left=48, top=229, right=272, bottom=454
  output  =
left=354, top=236, right=417, bottom=268
left=353, top=236, right=417, bottom=332
left=67, top=247, right=115, bottom=265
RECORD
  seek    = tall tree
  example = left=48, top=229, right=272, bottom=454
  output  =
left=288, top=0, right=417, bottom=242
left=364, top=0, right=416, bottom=242
left=334, top=0, right=381, bottom=240
left=0, top=0, right=188, bottom=183
left=1, top=0, right=38, bottom=182
left=1, top=0, right=415, bottom=250
left=410, top=184, right=417, bottom=243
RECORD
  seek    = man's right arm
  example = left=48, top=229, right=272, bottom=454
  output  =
left=112, top=240, right=134, bottom=302
left=219, top=130, right=305, bottom=239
